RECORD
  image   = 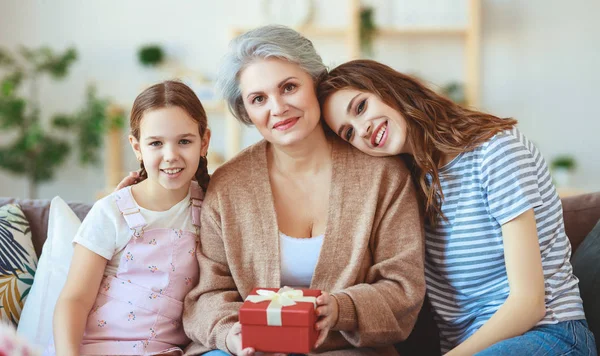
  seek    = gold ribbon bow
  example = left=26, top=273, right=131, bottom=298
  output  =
left=245, top=287, right=317, bottom=326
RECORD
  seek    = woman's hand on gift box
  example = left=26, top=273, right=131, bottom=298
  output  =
left=226, top=321, right=286, bottom=356
left=314, top=291, right=339, bottom=348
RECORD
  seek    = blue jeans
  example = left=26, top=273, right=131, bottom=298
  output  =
left=475, top=320, right=597, bottom=356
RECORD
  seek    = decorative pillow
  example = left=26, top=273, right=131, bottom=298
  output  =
left=0, top=203, right=37, bottom=326
left=571, top=218, right=600, bottom=353
left=17, top=197, right=81, bottom=347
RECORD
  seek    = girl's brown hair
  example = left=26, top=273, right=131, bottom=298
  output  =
left=130, top=80, right=210, bottom=192
left=318, top=60, right=517, bottom=225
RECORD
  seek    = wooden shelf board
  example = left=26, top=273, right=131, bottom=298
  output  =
left=378, top=26, right=468, bottom=36
left=230, top=26, right=348, bottom=38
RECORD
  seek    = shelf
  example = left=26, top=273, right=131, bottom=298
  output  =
left=231, top=26, right=467, bottom=39
left=223, top=0, right=481, bottom=160
left=230, top=26, right=348, bottom=38
left=377, top=26, right=468, bottom=37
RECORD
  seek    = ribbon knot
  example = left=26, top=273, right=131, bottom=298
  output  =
left=245, top=287, right=317, bottom=326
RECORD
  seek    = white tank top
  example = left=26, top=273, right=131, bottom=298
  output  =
left=279, top=232, right=324, bottom=288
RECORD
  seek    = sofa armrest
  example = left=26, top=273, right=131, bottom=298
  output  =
left=562, top=192, right=600, bottom=253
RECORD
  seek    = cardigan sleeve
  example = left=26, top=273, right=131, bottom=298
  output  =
left=182, top=192, right=242, bottom=352
left=331, top=173, right=426, bottom=347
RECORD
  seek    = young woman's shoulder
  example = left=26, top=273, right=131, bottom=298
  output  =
left=480, top=127, right=535, bottom=161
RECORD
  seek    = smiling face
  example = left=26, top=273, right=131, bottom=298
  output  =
left=238, top=57, right=321, bottom=147
left=129, top=106, right=209, bottom=195
left=322, top=88, right=411, bottom=157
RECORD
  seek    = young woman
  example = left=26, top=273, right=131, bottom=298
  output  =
left=317, top=59, right=596, bottom=355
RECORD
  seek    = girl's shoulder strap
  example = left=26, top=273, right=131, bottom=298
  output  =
left=113, top=187, right=147, bottom=231
left=190, top=181, right=204, bottom=228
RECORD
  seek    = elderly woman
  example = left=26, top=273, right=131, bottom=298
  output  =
left=180, top=25, right=425, bottom=356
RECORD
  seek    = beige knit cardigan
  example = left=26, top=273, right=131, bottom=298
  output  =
left=183, top=136, right=425, bottom=355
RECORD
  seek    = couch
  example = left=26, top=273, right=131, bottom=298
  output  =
left=2, top=192, right=599, bottom=355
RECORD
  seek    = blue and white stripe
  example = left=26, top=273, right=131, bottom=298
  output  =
left=425, top=128, right=585, bottom=352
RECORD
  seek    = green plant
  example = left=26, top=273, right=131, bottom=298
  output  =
left=0, top=46, right=120, bottom=198
left=138, top=44, right=164, bottom=67
left=441, top=82, right=466, bottom=105
left=359, top=7, right=377, bottom=57
left=0, top=46, right=77, bottom=198
left=53, top=86, right=125, bottom=165
left=551, top=155, right=576, bottom=171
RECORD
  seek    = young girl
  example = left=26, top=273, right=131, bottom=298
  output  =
left=318, top=60, right=597, bottom=355
left=50, top=81, right=223, bottom=356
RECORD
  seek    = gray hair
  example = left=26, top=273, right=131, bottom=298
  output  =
left=216, top=25, right=328, bottom=125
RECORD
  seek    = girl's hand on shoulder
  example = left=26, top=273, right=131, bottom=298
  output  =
left=225, top=322, right=285, bottom=356
left=115, top=171, right=142, bottom=191
left=314, top=291, right=339, bottom=348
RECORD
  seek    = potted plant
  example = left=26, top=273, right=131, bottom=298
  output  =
left=360, top=6, right=377, bottom=57
left=0, top=46, right=77, bottom=198
left=0, top=46, right=120, bottom=198
left=551, top=155, right=576, bottom=188
left=137, top=44, right=164, bottom=67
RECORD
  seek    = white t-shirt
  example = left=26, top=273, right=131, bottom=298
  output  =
left=279, top=232, right=324, bottom=288
left=73, top=187, right=195, bottom=276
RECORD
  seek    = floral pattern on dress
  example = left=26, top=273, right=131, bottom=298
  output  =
left=133, top=340, right=149, bottom=350
left=80, top=188, right=201, bottom=352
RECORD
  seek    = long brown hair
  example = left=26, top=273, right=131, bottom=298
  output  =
left=130, top=80, right=210, bottom=193
left=318, top=60, right=517, bottom=225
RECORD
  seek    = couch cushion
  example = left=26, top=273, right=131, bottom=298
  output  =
left=0, top=198, right=91, bottom=258
left=0, top=203, right=37, bottom=326
left=17, top=197, right=81, bottom=347
left=571, top=218, right=600, bottom=353
left=562, top=192, right=600, bottom=252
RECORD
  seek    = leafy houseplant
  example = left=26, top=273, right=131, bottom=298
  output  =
left=0, top=46, right=119, bottom=198
left=551, top=156, right=576, bottom=171
left=359, top=6, right=377, bottom=57
left=551, top=155, right=577, bottom=188
left=441, top=82, right=466, bottom=105
left=0, top=46, right=77, bottom=198
left=138, top=45, right=164, bottom=67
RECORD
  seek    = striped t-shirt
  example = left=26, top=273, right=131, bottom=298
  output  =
left=425, top=127, right=585, bottom=352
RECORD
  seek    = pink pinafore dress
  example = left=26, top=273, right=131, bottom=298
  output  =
left=48, top=182, right=203, bottom=356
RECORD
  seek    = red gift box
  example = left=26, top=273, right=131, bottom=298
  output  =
left=239, top=287, right=321, bottom=354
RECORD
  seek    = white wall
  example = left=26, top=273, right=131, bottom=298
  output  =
left=1, top=0, right=599, bottom=202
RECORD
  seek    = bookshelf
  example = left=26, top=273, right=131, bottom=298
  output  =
left=221, top=0, right=481, bottom=160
